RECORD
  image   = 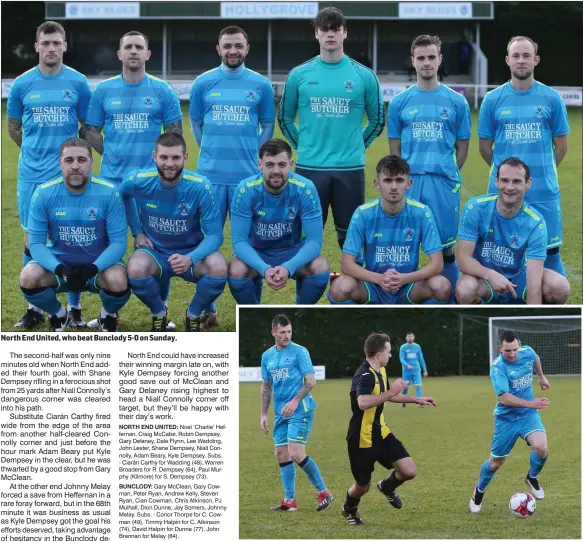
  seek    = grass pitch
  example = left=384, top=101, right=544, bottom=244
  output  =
left=239, top=376, right=581, bottom=539
left=2, top=103, right=582, bottom=331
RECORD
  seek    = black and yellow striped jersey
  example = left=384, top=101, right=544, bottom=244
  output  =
left=346, top=360, right=391, bottom=448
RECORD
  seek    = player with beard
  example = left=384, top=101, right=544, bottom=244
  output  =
left=85, top=31, right=183, bottom=329
left=228, top=139, right=329, bottom=304
left=7, top=21, right=92, bottom=329
left=387, top=34, right=472, bottom=302
left=122, top=133, right=228, bottom=331
left=189, top=25, right=275, bottom=320
left=456, top=157, right=570, bottom=304
left=478, top=36, right=570, bottom=278
left=19, top=138, right=129, bottom=332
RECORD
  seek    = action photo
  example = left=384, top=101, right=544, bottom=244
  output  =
left=2, top=2, right=582, bottom=332
left=238, top=307, right=581, bottom=538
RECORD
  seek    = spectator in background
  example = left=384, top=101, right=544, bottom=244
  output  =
left=459, top=36, right=471, bottom=75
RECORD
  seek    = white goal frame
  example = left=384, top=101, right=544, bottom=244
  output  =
left=488, top=315, right=582, bottom=372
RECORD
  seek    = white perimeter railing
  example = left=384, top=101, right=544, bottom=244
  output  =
left=2, top=79, right=582, bottom=109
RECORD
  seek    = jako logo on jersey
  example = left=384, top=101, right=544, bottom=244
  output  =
left=344, top=80, right=354, bottom=92
left=409, top=108, right=419, bottom=115
left=62, top=89, right=73, bottom=100
left=179, top=202, right=189, bottom=216
left=210, top=92, right=221, bottom=97
left=510, top=235, right=520, bottom=248
left=307, top=81, right=318, bottom=85
left=403, top=228, right=415, bottom=241
left=440, top=107, right=449, bottom=119
left=87, top=207, right=97, bottom=220
left=373, top=233, right=383, bottom=238
left=29, top=94, right=41, bottom=99
left=257, top=210, right=266, bottom=217
left=500, top=109, right=512, bottom=115
left=144, top=96, right=153, bottom=107
left=56, top=211, right=66, bottom=216
left=146, top=203, right=157, bottom=209
left=246, top=90, right=256, bottom=101
left=111, top=101, right=122, bottom=105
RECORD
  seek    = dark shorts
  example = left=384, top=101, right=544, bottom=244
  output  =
left=295, top=168, right=365, bottom=233
left=347, top=433, right=410, bottom=486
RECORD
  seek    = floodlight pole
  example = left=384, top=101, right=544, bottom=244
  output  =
left=162, top=22, right=168, bottom=80
left=458, top=313, right=464, bottom=375
left=372, top=21, right=378, bottom=74
left=267, top=20, right=273, bottom=81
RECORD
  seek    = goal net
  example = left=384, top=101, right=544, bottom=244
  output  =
left=488, top=316, right=581, bottom=375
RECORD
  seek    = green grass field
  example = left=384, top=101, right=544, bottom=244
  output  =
left=239, top=376, right=581, bottom=539
left=2, top=103, right=582, bottom=331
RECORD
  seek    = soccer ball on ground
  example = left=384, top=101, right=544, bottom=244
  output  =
left=509, top=492, right=536, bottom=519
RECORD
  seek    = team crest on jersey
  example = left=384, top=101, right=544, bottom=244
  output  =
left=287, top=207, right=296, bottom=219
left=144, top=96, right=153, bottom=107
left=87, top=207, right=97, bottom=220
left=344, top=80, right=354, bottom=92
left=245, top=90, right=256, bottom=101
left=534, top=106, right=545, bottom=117
left=403, top=228, right=415, bottom=241
left=510, top=235, right=520, bottom=248
left=178, top=202, right=189, bottom=216
left=62, top=89, right=73, bottom=100
left=440, top=107, right=449, bottom=119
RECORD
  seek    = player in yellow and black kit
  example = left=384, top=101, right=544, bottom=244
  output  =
left=342, top=332, right=437, bottom=526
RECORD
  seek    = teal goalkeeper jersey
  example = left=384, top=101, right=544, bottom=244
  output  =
left=278, top=55, right=384, bottom=170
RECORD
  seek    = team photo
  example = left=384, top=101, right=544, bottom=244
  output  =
left=2, top=2, right=581, bottom=331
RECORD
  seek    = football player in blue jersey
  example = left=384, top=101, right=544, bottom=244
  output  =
left=190, top=25, right=275, bottom=314
left=7, top=21, right=92, bottom=329
left=388, top=35, right=472, bottom=302
left=122, top=133, right=227, bottom=332
left=260, top=314, right=333, bottom=512
left=329, top=155, right=450, bottom=305
left=399, top=332, right=428, bottom=408
left=18, top=138, right=130, bottom=332
left=189, top=25, right=275, bottom=226
left=470, top=330, right=551, bottom=512
left=228, top=139, right=330, bottom=305
left=84, top=30, right=183, bottom=329
left=456, top=157, right=570, bottom=304
left=478, top=36, right=570, bottom=278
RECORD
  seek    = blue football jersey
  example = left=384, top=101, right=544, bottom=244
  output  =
left=7, top=65, right=92, bottom=183
left=230, top=172, right=322, bottom=251
left=86, top=74, right=182, bottom=183
left=490, top=345, right=538, bottom=420
left=387, top=83, right=471, bottom=183
left=121, top=167, right=222, bottom=259
left=261, top=341, right=317, bottom=418
left=399, top=343, right=427, bottom=371
left=458, top=194, right=547, bottom=279
left=28, top=175, right=127, bottom=271
left=343, top=197, right=442, bottom=273
left=189, top=67, right=275, bottom=185
left=478, top=81, right=570, bottom=202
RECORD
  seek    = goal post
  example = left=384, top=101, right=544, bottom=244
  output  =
left=488, top=315, right=582, bottom=375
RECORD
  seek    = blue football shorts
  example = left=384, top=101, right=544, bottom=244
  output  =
left=402, top=368, right=422, bottom=386
left=363, top=281, right=415, bottom=305
left=483, top=271, right=527, bottom=304
left=273, top=409, right=314, bottom=447
left=408, top=173, right=460, bottom=249
left=528, top=197, right=562, bottom=250
left=490, top=412, right=546, bottom=458
left=213, top=184, right=237, bottom=227
left=134, top=247, right=200, bottom=284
